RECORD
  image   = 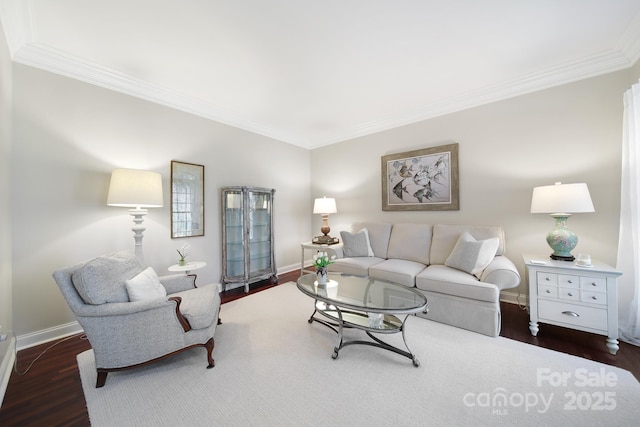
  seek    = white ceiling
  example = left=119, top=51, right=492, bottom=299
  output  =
left=2, top=0, right=640, bottom=149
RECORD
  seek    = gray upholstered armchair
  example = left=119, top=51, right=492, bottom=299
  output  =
left=52, top=251, right=221, bottom=388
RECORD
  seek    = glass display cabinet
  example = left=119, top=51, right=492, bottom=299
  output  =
left=221, top=186, right=277, bottom=292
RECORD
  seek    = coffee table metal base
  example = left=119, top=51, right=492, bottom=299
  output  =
left=307, top=302, right=420, bottom=367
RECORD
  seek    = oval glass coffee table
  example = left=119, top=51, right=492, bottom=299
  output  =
left=296, top=273, right=428, bottom=366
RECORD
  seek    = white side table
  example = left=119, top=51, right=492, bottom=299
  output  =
left=300, top=242, right=341, bottom=277
left=168, top=261, right=207, bottom=275
left=523, top=254, right=622, bottom=355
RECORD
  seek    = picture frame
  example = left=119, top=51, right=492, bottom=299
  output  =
left=381, top=143, right=459, bottom=211
left=171, top=160, right=205, bottom=238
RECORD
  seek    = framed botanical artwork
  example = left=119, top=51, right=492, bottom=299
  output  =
left=171, top=160, right=205, bottom=238
left=381, top=143, right=459, bottom=211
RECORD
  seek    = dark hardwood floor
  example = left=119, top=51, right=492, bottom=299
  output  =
left=1, top=270, right=638, bottom=426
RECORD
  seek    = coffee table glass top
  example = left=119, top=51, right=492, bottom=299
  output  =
left=296, top=273, right=427, bottom=313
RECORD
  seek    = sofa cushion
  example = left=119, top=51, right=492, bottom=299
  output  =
left=351, top=222, right=392, bottom=259
left=386, top=223, right=432, bottom=265
left=125, top=267, right=167, bottom=302
left=445, top=231, right=500, bottom=276
left=72, top=251, right=142, bottom=304
left=416, top=265, right=499, bottom=303
left=171, top=284, right=220, bottom=330
left=430, top=224, right=505, bottom=265
left=340, top=229, right=374, bottom=257
left=369, top=259, right=426, bottom=287
left=329, top=257, right=385, bottom=276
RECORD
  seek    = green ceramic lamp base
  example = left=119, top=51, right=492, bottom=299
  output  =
left=546, top=214, right=577, bottom=262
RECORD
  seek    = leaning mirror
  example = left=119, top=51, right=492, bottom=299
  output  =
left=171, top=160, right=204, bottom=238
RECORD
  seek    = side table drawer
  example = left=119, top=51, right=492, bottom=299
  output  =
left=538, top=284, right=558, bottom=298
left=558, top=274, right=579, bottom=288
left=558, top=288, right=580, bottom=301
left=538, top=299, right=607, bottom=331
left=537, top=272, right=557, bottom=286
left=580, top=276, right=607, bottom=292
left=581, top=290, right=607, bottom=306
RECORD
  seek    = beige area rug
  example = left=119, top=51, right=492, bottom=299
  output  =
left=78, top=282, right=640, bottom=426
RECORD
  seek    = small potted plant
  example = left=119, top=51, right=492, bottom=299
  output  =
left=177, top=244, right=191, bottom=266
left=313, top=251, right=335, bottom=285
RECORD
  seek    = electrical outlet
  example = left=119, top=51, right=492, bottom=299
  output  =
left=0, top=333, right=7, bottom=342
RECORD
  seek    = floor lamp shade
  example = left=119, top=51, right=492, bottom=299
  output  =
left=107, top=169, right=164, bottom=263
left=530, top=182, right=594, bottom=261
left=107, top=169, right=164, bottom=208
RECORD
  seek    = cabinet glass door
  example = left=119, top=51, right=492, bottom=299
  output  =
left=248, top=190, right=272, bottom=275
left=224, top=190, right=244, bottom=278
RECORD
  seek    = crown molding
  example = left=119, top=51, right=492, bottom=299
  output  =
left=616, top=8, right=640, bottom=66
left=4, top=1, right=639, bottom=150
left=0, top=0, right=36, bottom=57
left=12, top=43, right=309, bottom=148
left=310, top=48, right=636, bottom=148
left=11, top=41, right=638, bottom=151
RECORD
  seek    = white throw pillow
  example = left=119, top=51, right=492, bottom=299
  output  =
left=340, top=228, right=375, bottom=257
left=125, top=267, right=167, bottom=302
left=445, top=231, right=500, bottom=276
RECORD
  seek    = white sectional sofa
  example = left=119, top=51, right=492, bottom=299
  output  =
left=327, top=222, right=520, bottom=337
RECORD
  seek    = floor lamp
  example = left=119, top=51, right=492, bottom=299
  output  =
left=107, top=168, right=163, bottom=263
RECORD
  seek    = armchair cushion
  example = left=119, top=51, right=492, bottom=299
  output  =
left=72, top=251, right=142, bottom=304
left=171, top=284, right=220, bottom=330
left=126, top=267, right=167, bottom=302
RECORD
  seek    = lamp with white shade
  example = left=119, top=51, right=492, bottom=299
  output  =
left=107, top=168, right=163, bottom=263
left=530, top=182, right=595, bottom=261
left=313, top=196, right=338, bottom=244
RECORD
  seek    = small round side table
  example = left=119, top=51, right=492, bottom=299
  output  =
left=168, top=261, right=207, bottom=275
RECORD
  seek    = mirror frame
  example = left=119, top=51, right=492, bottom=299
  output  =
left=171, top=160, right=205, bottom=238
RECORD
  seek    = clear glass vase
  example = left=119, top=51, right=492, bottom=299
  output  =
left=316, top=267, right=327, bottom=285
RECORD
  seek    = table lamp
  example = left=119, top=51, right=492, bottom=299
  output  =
left=313, top=196, right=338, bottom=244
left=530, top=182, right=594, bottom=261
left=107, top=168, right=163, bottom=263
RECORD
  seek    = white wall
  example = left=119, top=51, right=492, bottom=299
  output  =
left=311, top=69, right=635, bottom=301
left=0, top=14, right=14, bottom=400
left=11, top=64, right=312, bottom=338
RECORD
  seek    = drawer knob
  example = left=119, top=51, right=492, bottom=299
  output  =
left=592, top=296, right=598, bottom=300
left=545, top=277, right=551, bottom=281
left=562, top=311, right=580, bottom=317
left=568, top=292, right=573, bottom=297
left=568, top=280, right=573, bottom=284
left=591, top=282, right=597, bottom=286
left=546, top=290, right=551, bottom=293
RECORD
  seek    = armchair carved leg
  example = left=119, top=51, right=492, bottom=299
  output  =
left=96, top=370, right=108, bottom=388
left=205, top=337, right=215, bottom=369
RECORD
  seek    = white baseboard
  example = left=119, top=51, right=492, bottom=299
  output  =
left=0, top=337, right=16, bottom=408
left=500, top=290, right=528, bottom=307
left=277, top=263, right=299, bottom=277
left=16, top=321, right=83, bottom=351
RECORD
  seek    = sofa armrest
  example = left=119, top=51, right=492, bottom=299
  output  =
left=159, top=274, right=197, bottom=294
left=479, top=256, right=521, bottom=290
left=328, top=244, right=344, bottom=259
